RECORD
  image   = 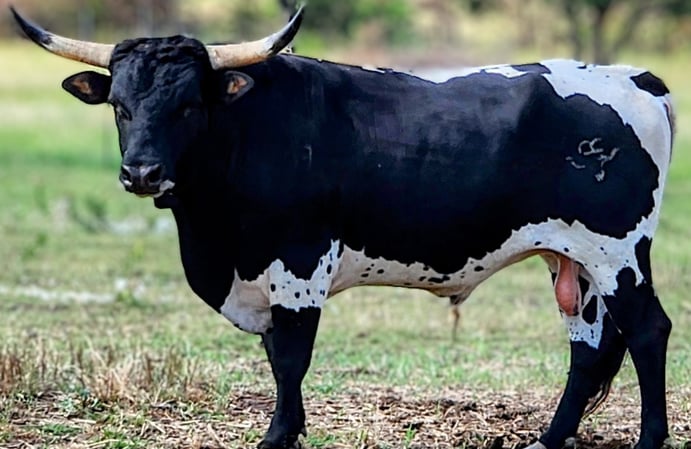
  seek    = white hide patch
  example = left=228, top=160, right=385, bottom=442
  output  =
left=411, top=58, right=671, bottom=347
left=563, top=277, right=607, bottom=344
left=266, top=240, right=341, bottom=310
left=221, top=217, right=652, bottom=346
left=538, top=60, right=672, bottom=186
left=154, top=180, right=176, bottom=198
left=220, top=270, right=272, bottom=334
left=332, top=216, right=650, bottom=348
left=414, top=60, right=672, bottom=181
left=220, top=240, right=341, bottom=334
left=412, top=64, right=527, bottom=83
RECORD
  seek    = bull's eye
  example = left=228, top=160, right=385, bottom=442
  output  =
left=111, top=102, right=131, bottom=122
left=177, top=103, right=201, bottom=119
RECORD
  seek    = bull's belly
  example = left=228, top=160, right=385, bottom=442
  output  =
left=330, top=245, right=497, bottom=302
left=220, top=217, right=652, bottom=347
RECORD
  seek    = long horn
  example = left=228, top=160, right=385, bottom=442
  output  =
left=10, top=6, right=113, bottom=68
left=206, top=5, right=305, bottom=70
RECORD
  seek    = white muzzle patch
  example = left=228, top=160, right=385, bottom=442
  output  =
left=152, top=180, right=176, bottom=198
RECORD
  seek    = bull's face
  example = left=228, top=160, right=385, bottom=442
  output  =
left=60, top=39, right=251, bottom=198
left=109, top=40, right=211, bottom=197
left=11, top=6, right=303, bottom=199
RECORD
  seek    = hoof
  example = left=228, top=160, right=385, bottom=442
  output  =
left=257, top=442, right=301, bottom=449
left=257, top=437, right=302, bottom=449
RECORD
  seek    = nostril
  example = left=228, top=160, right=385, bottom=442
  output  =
left=141, top=164, right=163, bottom=186
left=120, top=165, right=134, bottom=183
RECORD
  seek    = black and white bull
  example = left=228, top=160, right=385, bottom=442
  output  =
left=12, top=7, right=676, bottom=449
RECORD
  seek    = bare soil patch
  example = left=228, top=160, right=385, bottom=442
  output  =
left=2, top=385, right=689, bottom=448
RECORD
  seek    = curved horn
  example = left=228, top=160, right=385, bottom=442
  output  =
left=10, top=6, right=113, bottom=68
left=206, top=5, right=305, bottom=70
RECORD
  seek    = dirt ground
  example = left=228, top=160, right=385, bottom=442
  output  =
left=3, top=385, right=690, bottom=448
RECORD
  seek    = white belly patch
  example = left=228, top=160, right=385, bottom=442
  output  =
left=220, top=215, right=651, bottom=349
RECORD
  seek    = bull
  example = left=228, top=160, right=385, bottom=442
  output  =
left=11, top=6, right=675, bottom=449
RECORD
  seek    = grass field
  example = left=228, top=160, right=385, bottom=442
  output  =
left=1, top=41, right=690, bottom=449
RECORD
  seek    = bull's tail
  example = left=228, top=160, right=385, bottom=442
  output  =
left=583, top=350, right=627, bottom=417
left=662, top=93, right=676, bottom=148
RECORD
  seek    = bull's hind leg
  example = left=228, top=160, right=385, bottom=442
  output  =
left=599, top=242, right=671, bottom=449
left=536, top=239, right=671, bottom=449
left=534, top=268, right=627, bottom=449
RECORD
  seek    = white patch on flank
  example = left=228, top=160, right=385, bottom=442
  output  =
left=415, top=59, right=673, bottom=194
left=539, top=59, right=671, bottom=193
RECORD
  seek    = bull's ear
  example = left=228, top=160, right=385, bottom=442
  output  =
left=223, top=71, right=254, bottom=104
left=62, top=71, right=111, bottom=105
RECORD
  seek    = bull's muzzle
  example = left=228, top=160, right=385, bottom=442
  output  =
left=120, top=164, right=174, bottom=197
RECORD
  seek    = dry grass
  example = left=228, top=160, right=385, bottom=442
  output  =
left=2, top=385, right=690, bottom=448
left=1, top=345, right=689, bottom=449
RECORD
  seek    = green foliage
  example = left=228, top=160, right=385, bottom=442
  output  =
left=355, top=0, right=414, bottom=44
left=664, top=0, right=691, bottom=15
left=7, top=0, right=691, bottom=56
left=306, top=433, right=338, bottom=448
left=20, top=232, right=48, bottom=261
left=462, top=0, right=502, bottom=14
left=38, top=422, right=80, bottom=437
left=229, top=2, right=283, bottom=40
left=66, top=195, right=110, bottom=233
left=279, top=0, right=413, bottom=43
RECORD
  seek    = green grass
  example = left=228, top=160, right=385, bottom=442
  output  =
left=1, top=41, right=690, bottom=448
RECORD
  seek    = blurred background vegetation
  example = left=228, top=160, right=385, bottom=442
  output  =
left=3, top=0, right=691, bottom=65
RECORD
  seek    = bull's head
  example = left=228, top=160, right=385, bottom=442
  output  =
left=11, top=7, right=303, bottom=199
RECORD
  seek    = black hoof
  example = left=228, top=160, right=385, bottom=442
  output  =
left=257, top=433, right=302, bottom=449
left=257, top=439, right=301, bottom=449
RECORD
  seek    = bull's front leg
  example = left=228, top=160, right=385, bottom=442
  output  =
left=258, top=305, right=321, bottom=449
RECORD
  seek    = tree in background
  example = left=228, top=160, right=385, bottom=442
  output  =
left=551, top=0, right=691, bottom=63
left=458, top=0, right=691, bottom=63
left=5, top=0, right=691, bottom=60
left=277, top=0, right=413, bottom=44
